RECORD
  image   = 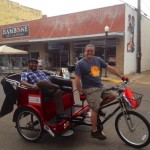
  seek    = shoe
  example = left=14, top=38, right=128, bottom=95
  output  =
left=91, top=130, right=107, bottom=140
left=98, top=109, right=106, bottom=116
left=56, top=114, right=69, bottom=120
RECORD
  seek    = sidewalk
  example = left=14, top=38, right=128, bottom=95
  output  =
left=0, top=69, right=150, bottom=86
left=102, top=70, right=150, bottom=85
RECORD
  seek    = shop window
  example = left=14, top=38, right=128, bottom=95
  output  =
left=107, top=56, right=116, bottom=66
left=106, top=47, right=116, bottom=66
left=31, top=52, right=39, bottom=59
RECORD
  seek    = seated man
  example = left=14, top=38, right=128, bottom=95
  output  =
left=21, top=58, right=67, bottom=120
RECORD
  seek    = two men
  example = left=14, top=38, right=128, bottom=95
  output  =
left=75, top=44, right=125, bottom=140
left=21, top=58, right=67, bottom=120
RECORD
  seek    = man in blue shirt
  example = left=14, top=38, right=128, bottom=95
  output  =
left=21, top=58, right=67, bottom=120
left=75, top=44, right=125, bottom=140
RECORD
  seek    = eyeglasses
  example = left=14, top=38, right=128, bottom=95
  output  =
left=86, top=50, right=94, bottom=53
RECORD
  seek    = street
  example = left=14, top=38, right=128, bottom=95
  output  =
left=0, top=77, right=150, bottom=150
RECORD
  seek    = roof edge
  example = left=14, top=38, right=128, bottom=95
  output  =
left=0, top=32, right=124, bottom=44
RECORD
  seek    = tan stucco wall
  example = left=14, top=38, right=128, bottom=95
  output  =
left=0, top=0, right=42, bottom=26
left=116, top=37, right=124, bottom=74
left=141, top=16, right=150, bottom=71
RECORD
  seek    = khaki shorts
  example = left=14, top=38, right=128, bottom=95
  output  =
left=83, top=87, right=116, bottom=111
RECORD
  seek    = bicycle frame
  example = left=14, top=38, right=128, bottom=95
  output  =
left=97, top=83, right=136, bottom=131
left=99, top=100, right=120, bottom=125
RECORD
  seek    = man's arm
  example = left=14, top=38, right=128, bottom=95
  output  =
left=21, top=80, right=38, bottom=89
left=75, top=75, right=83, bottom=95
left=106, top=65, right=123, bottom=79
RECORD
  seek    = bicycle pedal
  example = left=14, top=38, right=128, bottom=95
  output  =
left=61, top=130, right=74, bottom=136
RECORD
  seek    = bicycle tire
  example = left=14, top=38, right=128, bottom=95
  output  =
left=16, top=108, right=43, bottom=142
left=115, top=111, right=150, bottom=148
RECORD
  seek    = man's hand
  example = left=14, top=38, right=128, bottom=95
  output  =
left=32, top=84, right=39, bottom=90
left=121, top=76, right=129, bottom=82
left=80, top=93, right=86, bottom=101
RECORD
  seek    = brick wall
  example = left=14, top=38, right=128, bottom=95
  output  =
left=0, top=4, right=125, bottom=43
left=0, top=0, right=42, bottom=25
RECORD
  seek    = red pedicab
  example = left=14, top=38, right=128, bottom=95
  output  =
left=5, top=71, right=90, bottom=142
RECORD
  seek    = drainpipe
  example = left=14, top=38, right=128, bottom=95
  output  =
left=137, top=0, right=141, bottom=73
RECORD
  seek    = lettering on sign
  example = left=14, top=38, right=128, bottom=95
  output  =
left=2, top=25, right=29, bottom=38
left=28, top=94, right=41, bottom=105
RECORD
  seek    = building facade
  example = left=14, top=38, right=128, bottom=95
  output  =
left=0, top=4, right=150, bottom=74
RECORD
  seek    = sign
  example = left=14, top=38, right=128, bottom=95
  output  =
left=60, top=68, right=70, bottom=79
left=2, top=25, right=29, bottom=38
left=48, top=42, right=64, bottom=50
left=28, top=94, right=41, bottom=106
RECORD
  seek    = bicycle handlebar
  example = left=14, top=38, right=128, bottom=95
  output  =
left=121, top=77, right=129, bottom=83
left=106, top=80, right=129, bottom=92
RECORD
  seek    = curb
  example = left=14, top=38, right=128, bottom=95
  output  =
left=102, top=77, right=150, bottom=85
left=101, top=77, right=122, bottom=83
left=71, top=76, right=123, bottom=83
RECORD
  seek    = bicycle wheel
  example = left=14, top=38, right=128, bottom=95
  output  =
left=115, top=111, right=150, bottom=148
left=16, top=108, right=43, bottom=142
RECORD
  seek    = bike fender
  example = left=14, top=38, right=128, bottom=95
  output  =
left=13, top=105, right=45, bottom=123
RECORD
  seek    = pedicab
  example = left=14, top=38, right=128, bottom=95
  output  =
left=0, top=70, right=90, bottom=142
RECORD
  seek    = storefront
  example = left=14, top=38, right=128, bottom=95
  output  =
left=0, top=4, right=150, bottom=74
left=0, top=34, right=122, bottom=71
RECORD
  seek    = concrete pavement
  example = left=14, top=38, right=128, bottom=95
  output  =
left=1, top=69, right=150, bottom=85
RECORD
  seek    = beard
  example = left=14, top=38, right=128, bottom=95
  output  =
left=29, top=66, right=37, bottom=71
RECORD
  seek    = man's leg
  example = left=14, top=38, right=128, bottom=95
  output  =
left=37, top=80, right=67, bottom=118
left=90, top=109, right=106, bottom=140
left=100, top=91, right=117, bottom=106
left=83, top=87, right=106, bottom=140
left=100, top=94, right=116, bottom=107
left=37, top=80, right=59, bottom=91
left=91, top=110, right=98, bottom=132
left=83, top=87, right=102, bottom=130
left=53, top=89, right=64, bottom=115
